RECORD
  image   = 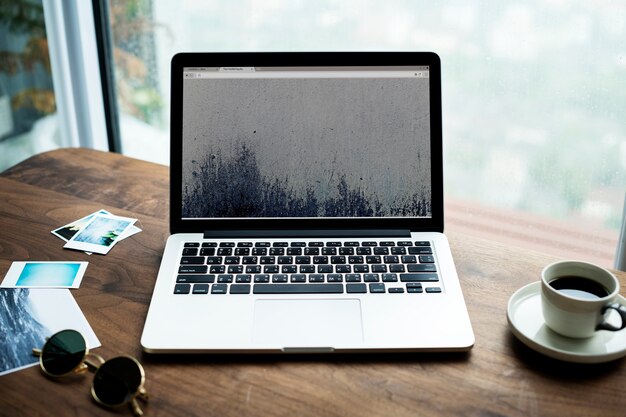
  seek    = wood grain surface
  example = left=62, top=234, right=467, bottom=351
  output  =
left=1, top=148, right=624, bottom=417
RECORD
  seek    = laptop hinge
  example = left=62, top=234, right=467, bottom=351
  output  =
left=203, top=229, right=412, bottom=239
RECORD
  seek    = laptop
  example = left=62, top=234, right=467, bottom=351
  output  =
left=141, top=52, right=474, bottom=353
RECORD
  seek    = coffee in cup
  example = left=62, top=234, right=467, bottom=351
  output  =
left=541, top=260, right=626, bottom=338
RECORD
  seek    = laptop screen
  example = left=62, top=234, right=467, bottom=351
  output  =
left=181, top=65, right=431, bottom=220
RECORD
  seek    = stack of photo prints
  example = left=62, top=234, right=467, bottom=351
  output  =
left=0, top=210, right=140, bottom=376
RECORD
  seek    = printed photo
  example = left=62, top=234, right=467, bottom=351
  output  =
left=0, top=262, right=88, bottom=289
left=0, top=288, right=100, bottom=376
left=52, top=210, right=110, bottom=241
left=64, top=214, right=137, bottom=255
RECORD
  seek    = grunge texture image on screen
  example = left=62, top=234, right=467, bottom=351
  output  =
left=182, top=76, right=432, bottom=219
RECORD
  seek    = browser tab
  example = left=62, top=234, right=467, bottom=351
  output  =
left=218, top=67, right=255, bottom=73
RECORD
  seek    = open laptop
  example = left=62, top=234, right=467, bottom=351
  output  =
left=141, top=52, right=474, bottom=353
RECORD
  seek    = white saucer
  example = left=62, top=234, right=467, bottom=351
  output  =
left=507, top=281, right=626, bottom=363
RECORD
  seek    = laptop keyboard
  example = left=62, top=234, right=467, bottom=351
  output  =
left=174, top=240, right=441, bottom=295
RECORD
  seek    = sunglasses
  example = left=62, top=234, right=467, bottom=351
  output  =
left=32, top=329, right=148, bottom=416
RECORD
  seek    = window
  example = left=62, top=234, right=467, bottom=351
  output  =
left=106, top=0, right=624, bottom=266
left=0, top=0, right=62, bottom=172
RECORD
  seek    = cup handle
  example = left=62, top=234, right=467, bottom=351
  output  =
left=596, top=303, right=626, bottom=332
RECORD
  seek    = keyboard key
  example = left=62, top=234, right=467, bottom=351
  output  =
left=407, top=264, right=437, bottom=273
left=344, top=241, right=359, bottom=247
left=224, top=256, right=239, bottom=264
left=398, top=241, right=413, bottom=246
left=304, top=247, right=320, bottom=255
left=426, top=287, right=442, bottom=293
left=388, top=287, right=405, bottom=293
left=273, top=242, right=288, bottom=247
left=382, top=274, right=398, bottom=282
left=389, top=264, right=405, bottom=273
left=272, top=274, right=288, bottom=283
left=369, top=283, right=386, bottom=293
left=327, top=274, right=343, bottom=282
left=217, top=274, right=233, bottom=283
left=254, top=274, right=270, bottom=283
left=299, top=265, right=315, bottom=273
left=209, top=265, right=225, bottom=274
left=374, top=247, right=389, bottom=255
left=364, top=274, right=379, bottom=282
left=313, top=256, right=328, bottom=264
left=252, top=248, right=267, bottom=255
left=291, top=242, right=306, bottom=247
left=174, top=283, right=191, bottom=294
left=409, top=247, right=433, bottom=255
left=380, top=241, right=395, bottom=246
left=415, top=241, right=431, bottom=246
left=287, top=247, right=302, bottom=255
left=356, top=247, right=372, bottom=255
left=339, top=247, right=354, bottom=255
left=309, top=242, right=324, bottom=247
left=227, top=265, right=243, bottom=274
left=419, top=255, right=435, bottom=263
left=235, top=248, right=250, bottom=256
left=255, top=242, right=270, bottom=247
left=407, top=283, right=424, bottom=293
left=242, top=256, right=258, bottom=264
left=384, top=255, right=399, bottom=263
left=211, top=284, right=228, bottom=294
left=237, top=242, right=253, bottom=247
left=230, top=284, right=251, bottom=294
left=180, top=256, right=205, bottom=265
left=348, top=256, right=364, bottom=264
left=345, top=274, right=361, bottom=282
left=309, top=274, right=325, bottom=283
left=235, top=274, right=252, bottom=283
left=217, top=248, right=232, bottom=256
left=354, top=264, right=369, bottom=273
left=182, top=248, right=198, bottom=256
left=270, top=248, right=285, bottom=255
left=202, top=242, right=218, bottom=247
left=322, top=247, right=337, bottom=255
left=346, top=283, right=367, bottom=293
left=206, top=256, right=222, bottom=265
left=178, top=265, right=207, bottom=274
left=253, top=284, right=344, bottom=294
left=336, top=265, right=351, bottom=273
left=200, top=248, right=216, bottom=256
left=264, top=265, right=279, bottom=274
left=184, top=242, right=199, bottom=248
left=371, top=265, right=387, bottom=273
left=318, top=265, right=333, bottom=273
left=401, top=255, right=417, bottom=264
left=192, top=284, right=209, bottom=294
left=366, top=256, right=382, bottom=264
left=295, top=256, right=311, bottom=264
left=281, top=265, right=297, bottom=273
left=219, top=242, right=235, bottom=247
left=260, top=256, right=275, bottom=264
left=326, top=242, right=341, bottom=247
left=399, top=273, right=439, bottom=282
left=391, top=247, right=406, bottom=255
left=291, top=274, right=307, bottom=283
left=177, top=274, right=215, bottom=283
left=361, top=241, right=377, bottom=246
left=278, top=256, right=293, bottom=264
left=246, top=265, right=262, bottom=274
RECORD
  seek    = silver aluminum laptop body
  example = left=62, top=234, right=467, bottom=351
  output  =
left=141, top=52, right=474, bottom=353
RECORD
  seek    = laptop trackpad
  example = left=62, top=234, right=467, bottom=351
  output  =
left=253, top=299, right=363, bottom=349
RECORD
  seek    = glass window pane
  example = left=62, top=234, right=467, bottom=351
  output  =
left=0, top=0, right=67, bottom=172
left=107, top=1, right=624, bottom=266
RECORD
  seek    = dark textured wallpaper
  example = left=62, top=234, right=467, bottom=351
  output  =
left=182, top=76, right=432, bottom=218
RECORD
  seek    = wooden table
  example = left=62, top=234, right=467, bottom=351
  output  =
left=1, top=148, right=624, bottom=417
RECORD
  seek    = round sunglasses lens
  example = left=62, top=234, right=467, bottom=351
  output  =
left=41, top=330, right=86, bottom=376
left=92, top=357, right=143, bottom=407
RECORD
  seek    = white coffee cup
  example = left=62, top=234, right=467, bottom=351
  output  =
left=541, top=260, right=626, bottom=338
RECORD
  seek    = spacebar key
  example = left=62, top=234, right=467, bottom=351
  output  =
left=253, top=284, right=344, bottom=294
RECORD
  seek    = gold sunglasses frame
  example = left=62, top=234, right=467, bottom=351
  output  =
left=33, top=330, right=149, bottom=416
